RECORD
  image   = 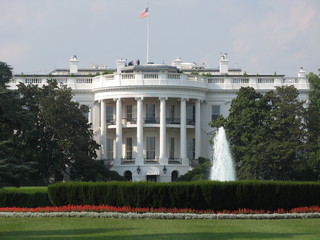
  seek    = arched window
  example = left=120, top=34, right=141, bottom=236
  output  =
left=171, top=170, right=179, bottom=182
left=124, top=170, right=132, bottom=181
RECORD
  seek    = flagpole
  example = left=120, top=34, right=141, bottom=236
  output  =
left=146, top=4, right=150, bottom=63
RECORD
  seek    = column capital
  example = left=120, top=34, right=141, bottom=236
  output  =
left=135, top=97, right=144, bottom=101
left=159, top=97, right=168, bottom=101
left=178, top=97, right=189, bottom=102
left=113, top=97, right=122, bottom=102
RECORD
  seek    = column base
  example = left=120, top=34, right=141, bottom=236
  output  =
left=113, top=157, right=121, bottom=166
left=135, top=156, right=144, bottom=165
left=181, top=157, right=190, bottom=166
left=159, top=157, right=168, bottom=165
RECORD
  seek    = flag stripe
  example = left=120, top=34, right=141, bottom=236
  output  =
left=139, top=7, right=149, bottom=18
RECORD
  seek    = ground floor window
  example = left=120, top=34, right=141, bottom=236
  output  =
left=146, top=137, right=155, bottom=159
left=107, top=138, right=114, bottom=160
left=171, top=170, right=179, bottom=182
left=147, top=175, right=157, bottom=182
left=187, top=138, right=195, bottom=160
left=124, top=171, right=132, bottom=181
left=126, top=138, right=133, bottom=160
left=169, top=137, right=175, bottom=159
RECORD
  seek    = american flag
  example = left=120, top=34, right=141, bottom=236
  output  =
left=139, top=7, right=149, bottom=18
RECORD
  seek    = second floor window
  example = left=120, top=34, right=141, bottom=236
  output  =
left=146, top=104, right=155, bottom=119
left=106, top=106, right=114, bottom=123
left=126, top=105, right=132, bottom=121
left=107, top=138, right=114, bottom=160
left=187, top=105, right=195, bottom=124
left=169, top=137, right=175, bottom=159
left=126, top=137, right=133, bottom=160
left=211, top=105, right=220, bottom=121
left=146, top=137, right=155, bottom=159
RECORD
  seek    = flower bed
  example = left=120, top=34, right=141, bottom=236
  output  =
left=0, top=205, right=320, bottom=220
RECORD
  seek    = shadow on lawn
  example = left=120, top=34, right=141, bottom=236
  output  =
left=0, top=230, right=312, bottom=240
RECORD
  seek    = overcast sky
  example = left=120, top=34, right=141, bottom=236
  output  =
left=1, top=0, right=320, bottom=76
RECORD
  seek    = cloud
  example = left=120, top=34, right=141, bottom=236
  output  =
left=90, top=0, right=109, bottom=14
left=231, top=0, right=318, bottom=74
left=0, top=42, right=29, bottom=67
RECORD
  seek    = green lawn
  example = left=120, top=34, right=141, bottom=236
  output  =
left=0, top=218, right=320, bottom=240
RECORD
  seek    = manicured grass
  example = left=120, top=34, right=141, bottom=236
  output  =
left=0, top=217, right=320, bottom=240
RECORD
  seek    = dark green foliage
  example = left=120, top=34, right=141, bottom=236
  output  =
left=210, top=86, right=307, bottom=180
left=48, top=181, right=320, bottom=211
left=0, top=187, right=50, bottom=207
left=177, top=158, right=211, bottom=181
left=0, top=62, right=37, bottom=187
left=0, top=62, right=12, bottom=87
left=18, top=80, right=100, bottom=183
left=305, top=73, right=320, bottom=180
left=70, top=160, right=126, bottom=182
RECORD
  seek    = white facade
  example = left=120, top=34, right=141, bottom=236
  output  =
left=9, top=55, right=309, bottom=182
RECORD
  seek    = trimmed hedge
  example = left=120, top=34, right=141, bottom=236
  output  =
left=48, top=181, right=320, bottom=211
left=0, top=187, right=50, bottom=207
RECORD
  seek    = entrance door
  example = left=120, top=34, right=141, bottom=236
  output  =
left=146, top=175, right=157, bottom=182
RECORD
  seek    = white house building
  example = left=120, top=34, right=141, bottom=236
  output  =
left=8, top=54, right=309, bottom=182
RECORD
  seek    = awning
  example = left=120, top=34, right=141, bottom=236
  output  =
left=146, top=167, right=160, bottom=175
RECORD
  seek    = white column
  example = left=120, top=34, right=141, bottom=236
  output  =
left=115, top=98, right=122, bottom=165
left=92, top=101, right=99, bottom=131
left=195, top=99, right=201, bottom=159
left=159, top=97, right=168, bottom=164
left=135, top=97, right=144, bottom=165
left=180, top=98, right=187, bottom=163
left=100, top=100, right=107, bottom=160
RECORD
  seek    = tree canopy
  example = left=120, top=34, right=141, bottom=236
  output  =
left=18, top=80, right=101, bottom=183
left=0, top=62, right=36, bottom=186
left=210, top=86, right=308, bottom=180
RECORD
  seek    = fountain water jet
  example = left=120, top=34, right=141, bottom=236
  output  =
left=210, top=127, right=236, bottom=181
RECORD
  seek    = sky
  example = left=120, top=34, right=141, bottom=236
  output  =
left=1, top=0, right=320, bottom=76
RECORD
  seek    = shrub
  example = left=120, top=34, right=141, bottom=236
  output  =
left=0, top=187, right=50, bottom=207
left=48, top=181, right=320, bottom=211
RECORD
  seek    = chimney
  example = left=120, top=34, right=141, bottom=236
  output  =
left=297, top=67, right=306, bottom=78
left=219, top=53, right=229, bottom=74
left=69, top=55, right=79, bottom=74
left=116, top=59, right=126, bottom=73
left=172, top=57, right=183, bottom=70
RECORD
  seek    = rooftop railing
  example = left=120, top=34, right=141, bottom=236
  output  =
left=9, top=73, right=308, bottom=91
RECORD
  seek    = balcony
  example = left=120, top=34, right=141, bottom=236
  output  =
left=168, top=158, right=182, bottom=164
left=144, top=118, right=160, bottom=124
left=103, top=158, right=114, bottom=167
left=121, top=158, right=135, bottom=165
left=166, top=118, right=180, bottom=124
left=106, top=119, right=116, bottom=125
left=144, top=158, right=159, bottom=164
left=122, top=118, right=137, bottom=124
left=92, top=72, right=207, bottom=90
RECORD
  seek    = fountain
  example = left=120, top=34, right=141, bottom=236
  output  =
left=210, top=127, right=236, bottom=181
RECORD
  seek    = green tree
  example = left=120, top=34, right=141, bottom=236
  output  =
left=0, top=62, right=36, bottom=186
left=177, top=157, right=211, bottom=181
left=210, top=86, right=307, bottom=180
left=306, top=73, right=320, bottom=180
left=18, top=80, right=100, bottom=183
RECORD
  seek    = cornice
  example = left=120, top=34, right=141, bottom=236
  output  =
left=91, top=85, right=209, bottom=93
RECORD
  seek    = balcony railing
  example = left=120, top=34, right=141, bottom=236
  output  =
left=166, top=118, right=180, bottom=124
left=168, top=158, right=182, bottom=164
left=121, top=158, right=135, bottom=164
left=186, top=119, right=195, bottom=125
left=144, top=118, right=160, bottom=124
left=122, top=118, right=137, bottom=124
left=102, top=158, right=114, bottom=167
left=106, top=119, right=116, bottom=125
left=144, top=158, right=159, bottom=164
